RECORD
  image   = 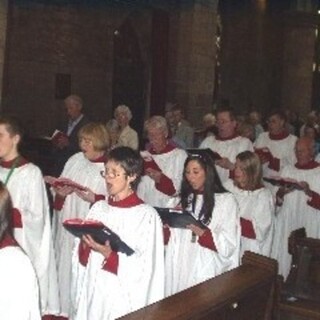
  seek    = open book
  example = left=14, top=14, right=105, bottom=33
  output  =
left=263, top=176, right=304, bottom=191
left=48, top=129, right=68, bottom=146
left=63, top=218, right=134, bottom=256
left=44, top=176, right=87, bottom=192
left=154, top=207, right=206, bottom=229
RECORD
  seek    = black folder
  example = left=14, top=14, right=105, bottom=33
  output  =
left=154, top=207, right=206, bottom=229
left=63, top=219, right=134, bottom=256
left=263, top=177, right=304, bottom=191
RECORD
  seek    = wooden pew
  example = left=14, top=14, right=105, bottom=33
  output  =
left=120, top=251, right=278, bottom=320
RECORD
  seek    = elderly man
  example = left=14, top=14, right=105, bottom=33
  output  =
left=200, top=106, right=253, bottom=183
left=53, top=94, right=90, bottom=175
left=271, top=137, right=320, bottom=279
left=114, top=104, right=139, bottom=150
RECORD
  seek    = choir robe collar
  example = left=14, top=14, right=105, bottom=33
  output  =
left=295, top=160, right=319, bottom=170
left=108, top=192, right=144, bottom=208
left=268, top=130, right=289, bottom=140
left=89, top=154, right=107, bottom=163
left=0, top=233, right=18, bottom=249
left=0, top=156, right=28, bottom=168
left=216, top=132, right=239, bottom=141
left=148, top=142, right=176, bottom=155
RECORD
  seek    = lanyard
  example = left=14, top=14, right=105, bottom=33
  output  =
left=4, top=157, right=20, bottom=186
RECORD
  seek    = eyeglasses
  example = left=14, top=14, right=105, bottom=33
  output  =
left=100, top=169, right=126, bottom=179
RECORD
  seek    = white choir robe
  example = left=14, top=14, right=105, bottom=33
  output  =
left=254, top=132, right=297, bottom=194
left=224, top=179, right=275, bottom=258
left=271, top=162, right=320, bottom=279
left=70, top=195, right=165, bottom=320
left=200, top=135, right=253, bottom=183
left=52, top=152, right=107, bottom=317
left=0, top=161, right=59, bottom=315
left=165, top=192, right=240, bottom=297
left=0, top=245, right=41, bottom=320
left=137, top=146, right=187, bottom=207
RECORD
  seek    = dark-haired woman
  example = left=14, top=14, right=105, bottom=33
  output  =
left=165, top=152, right=240, bottom=297
left=0, top=182, right=41, bottom=319
left=224, top=151, right=274, bottom=259
left=70, top=147, right=164, bottom=320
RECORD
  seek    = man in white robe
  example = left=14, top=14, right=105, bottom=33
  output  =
left=271, top=137, right=320, bottom=279
left=200, top=107, right=253, bottom=183
left=70, top=193, right=164, bottom=320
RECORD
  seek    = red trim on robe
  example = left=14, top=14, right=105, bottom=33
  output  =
left=295, top=160, right=319, bottom=170
left=78, top=241, right=91, bottom=266
left=268, top=131, right=290, bottom=140
left=42, top=316, right=68, bottom=320
left=53, top=195, right=66, bottom=211
left=163, top=226, right=171, bottom=245
left=307, top=191, right=320, bottom=210
left=216, top=132, right=239, bottom=141
left=108, top=192, right=144, bottom=208
left=147, top=142, right=176, bottom=155
left=240, top=217, right=256, bottom=239
left=102, top=251, right=119, bottom=275
left=90, top=154, right=108, bottom=163
left=94, top=194, right=105, bottom=203
left=198, top=229, right=217, bottom=251
left=0, top=233, right=18, bottom=249
left=0, top=156, right=29, bottom=168
left=12, top=208, right=22, bottom=228
left=268, top=156, right=280, bottom=171
left=155, top=174, right=176, bottom=196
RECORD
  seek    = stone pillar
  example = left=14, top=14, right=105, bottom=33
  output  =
left=0, top=0, right=8, bottom=110
left=167, top=0, right=218, bottom=127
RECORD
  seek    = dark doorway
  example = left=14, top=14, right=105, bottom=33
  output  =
left=112, top=18, right=145, bottom=139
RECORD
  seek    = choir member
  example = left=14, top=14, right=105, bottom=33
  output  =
left=0, top=182, right=41, bottom=319
left=70, top=147, right=164, bottom=320
left=0, top=116, right=59, bottom=316
left=165, top=151, right=240, bottom=296
left=200, top=106, right=253, bottom=183
left=224, top=151, right=274, bottom=258
left=137, top=115, right=188, bottom=207
left=272, top=137, right=320, bottom=278
left=52, top=122, right=110, bottom=318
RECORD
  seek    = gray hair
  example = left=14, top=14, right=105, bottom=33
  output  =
left=144, top=115, right=168, bottom=136
left=64, top=94, right=83, bottom=108
left=106, top=119, right=119, bottom=132
left=114, top=105, right=132, bottom=121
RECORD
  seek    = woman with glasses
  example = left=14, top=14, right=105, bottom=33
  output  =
left=0, top=182, right=41, bottom=319
left=70, top=147, right=164, bottom=320
left=165, top=151, right=240, bottom=297
left=223, top=151, right=274, bottom=259
left=52, top=122, right=110, bottom=319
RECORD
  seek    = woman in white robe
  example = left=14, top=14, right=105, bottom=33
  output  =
left=137, top=115, right=187, bottom=208
left=0, top=116, right=59, bottom=316
left=224, top=151, right=274, bottom=259
left=165, top=150, right=240, bottom=297
left=0, top=181, right=41, bottom=320
left=70, top=147, right=164, bottom=320
left=52, top=122, right=110, bottom=318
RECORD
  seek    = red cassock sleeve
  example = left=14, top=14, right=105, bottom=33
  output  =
left=198, top=229, right=217, bottom=251
left=307, top=190, right=320, bottom=210
left=102, top=251, right=119, bottom=275
left=78, top=242, right=91, bottom=266
left=240, top=217, right=256, bottom=239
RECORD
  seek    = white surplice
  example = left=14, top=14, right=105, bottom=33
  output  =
left=70, top=194, right=165, bottom=320
left=165, top=192, right=240, bottom=297
left=52, top=152, right=107, bottom=317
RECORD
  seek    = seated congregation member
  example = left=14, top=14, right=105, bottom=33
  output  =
left=165, top=151, right=240, bottom=297
left=114, top=104, right=139, bottom=150
left=0, top=182, right=41, bottom=320
left=254, top=109, right=297, bottom=192
left=223, top=151, right=274, bottom=259
left=137, top=115, right=188, bottom=207
left=200, top=106, right=253, bottom=183
left=0, top=116, right=59, bottom=316
left=271, top=137, right=320, bottom=279
left=70, top=147, right=164, bottom=320
left=51, top=122, right=110, bottom=318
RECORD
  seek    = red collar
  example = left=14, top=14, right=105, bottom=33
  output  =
left=216, top=132, right=239, bottom=141
left=0, top=156, right=28, bottom=169
left=90, top=154, right=107, bottom=163
left=108, top=192, right=144, bottom=208
left=0, top=234, right=18, bottom=249
left=295, top=160, right=319, bottom=170
left=148, top=142, right=176, bottom=155
left=268, top=131, right=289, bottom=140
